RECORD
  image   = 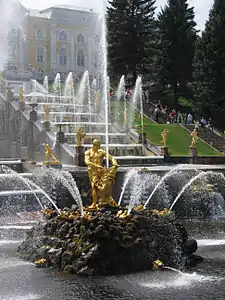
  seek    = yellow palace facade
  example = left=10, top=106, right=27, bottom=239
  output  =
left=7, top=2, right=100, bottom=78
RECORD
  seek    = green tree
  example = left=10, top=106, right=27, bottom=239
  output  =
left=193, top=0, right=225, bottom=128
left=107, top=0, right=156, bottom=85
left=153, top=0, right=197, bottom=105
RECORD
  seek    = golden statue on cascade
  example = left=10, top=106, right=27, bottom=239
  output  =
left=160, top=129, right=169, bottom=147
left=43, top=143, right=61, bottom=165
left=84, top=139, right=118, bottom=209
left=76, top=127, right=86, bottom=147
left=190, top=128, right=198, bottom=148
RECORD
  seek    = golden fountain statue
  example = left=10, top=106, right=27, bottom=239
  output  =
left=160, top=129, right=169, bottom=147
left=84, top=139, right=118, bottom=209
left=76, top=127, right=86, bottom=147
left=190, top=129, right=198, bottom=148
left=43, top=143, right=61, bottom=166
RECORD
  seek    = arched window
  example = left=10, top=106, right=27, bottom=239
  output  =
left=59, top=48, right=67, bottom=66
left=77, top=34, right=84, bottom=44
left=77, top=50, right=84, bottom=67
left=59, top=30, right=67, bottom=41
left=36, top=29, right=43, bottom=39
left=36, top=47, right=44, bottom=63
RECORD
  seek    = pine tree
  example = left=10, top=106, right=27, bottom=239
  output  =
left=153, top=0, right=197, bottom=104
left=193, top=0, right=225, bottom=128
left=107, top=0, right=156, bottom=85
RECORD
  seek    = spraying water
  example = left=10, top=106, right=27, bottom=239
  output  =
left=61, top=171, right=84, bottom=216
left=116, top=75, right=126, bottom=100
left=169, top=172, right=207, bottom=211
left=99, top=2, right=109, bottom=168
left=144, top=165, right=189, bottom=209
left=75, top=70, right=89, bottom=116
left=34, top=167, right=84, bottom=216
left=53, top=73, right=61, bottom=100
left=86, top=74, right=92, bottom=135
left=127, top=196, right=136, bottom=215
left=43, top=76, right=49, bottom=92
left=115, top=75, right=126, bottom=125
left=163, top=266, right=183, bottom=274
left=0, top=166, right=60, bottom=213
left=130, top=76, right=142, bottom=130
left=64, top=72, right=73, bottom=96
left=91, top=78, right=97, bottom=119
left=169, top=171, right=225, bottom=212
left=118, top=168, right=138, bottom=206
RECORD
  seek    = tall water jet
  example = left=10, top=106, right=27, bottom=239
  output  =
left=65, top=72, right=74, bottom=97
left=91, top=78, right=97, bottom=90
left=31, top=79, right=37, bottom=100
left=130, top=76, right=143, bottom=131
left=86, top=74, right=92, bottom=134
left=43, top=76, right=49, bottom=92
left=75, top=70, right=89, bottom=117
left=91, top=78, right=97, bottom=118
left=144, top=165, right=196, bottom=209
left=99, top=1, right=109, bottom=168
left=115, top=75, right=126, bottom=126
left=118, top=168, right=138, bottom=206
left=53, top=73, right=61, bottom=106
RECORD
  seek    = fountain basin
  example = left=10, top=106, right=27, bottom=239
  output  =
left=18, top=208, right=202, bottom=276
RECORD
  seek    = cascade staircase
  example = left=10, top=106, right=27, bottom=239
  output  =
left=0, top=79, right=163, bottom=166
left=185, top=125, right=225, bottom=153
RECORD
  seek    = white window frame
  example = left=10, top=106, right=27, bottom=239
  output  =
left=36, top=47, right=44, bottom=63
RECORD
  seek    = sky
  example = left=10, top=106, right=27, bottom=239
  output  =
left=20, top=0, right=214, bottom=30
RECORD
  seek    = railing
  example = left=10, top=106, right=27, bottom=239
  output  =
left=3, top=70, right=56, bottom=82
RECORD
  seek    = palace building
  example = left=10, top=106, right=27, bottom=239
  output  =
left=6, top=2, right=101, bottom=79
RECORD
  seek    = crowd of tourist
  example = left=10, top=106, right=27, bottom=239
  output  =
left=150, top=101, right=214, bottom=132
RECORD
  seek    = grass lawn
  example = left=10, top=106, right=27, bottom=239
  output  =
left=140, top=123, right=221, bottom=156
left=110, top=100, right=221, bottom=156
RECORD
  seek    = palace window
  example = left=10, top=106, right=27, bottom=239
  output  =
left=36, top=47, right=44, bottom=63
left=59, top=30, right=67, bottom=41
left=77, top=34, right=84, bottom=44
left=36, top=29, right=43, bottom=39
left=59, top=48, right=67, bottom=66
left=77, top=50, right=84, bottom=67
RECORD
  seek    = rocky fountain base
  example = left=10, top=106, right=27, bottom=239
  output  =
left=18, top=207, right=203, bottom=276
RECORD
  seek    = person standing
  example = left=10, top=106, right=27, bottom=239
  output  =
left=187, top=113, right=193, bottom=125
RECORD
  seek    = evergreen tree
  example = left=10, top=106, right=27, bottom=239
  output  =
left=193, top=0, right=225, bottom=128
left=107, top=0, right=156, bottom=85
left=153, top=0, right=197, bottom=105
